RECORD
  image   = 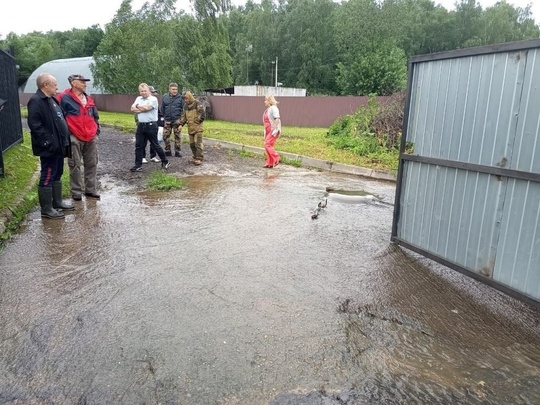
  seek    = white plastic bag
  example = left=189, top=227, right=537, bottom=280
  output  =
left=158, top=127, right=164, bottom=146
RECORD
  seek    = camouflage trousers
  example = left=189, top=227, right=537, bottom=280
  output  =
left=189, top=132, right=204, bottom=160
left=163, top=119, right=182, bottom=152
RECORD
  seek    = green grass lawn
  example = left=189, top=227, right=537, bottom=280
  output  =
left=0, top=134, right=38, bottom=206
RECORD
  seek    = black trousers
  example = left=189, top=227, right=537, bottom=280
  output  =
left=39, top=156, right=65, bottom=187
left=134, top=122, right=167, bottom=166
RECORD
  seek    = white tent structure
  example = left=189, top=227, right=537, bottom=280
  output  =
left=23, top=56, right=106, bottom=94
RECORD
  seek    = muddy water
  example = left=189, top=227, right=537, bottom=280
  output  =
left=1, top=167, right=539, bottom=404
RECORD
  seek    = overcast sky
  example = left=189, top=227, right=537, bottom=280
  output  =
left=1, top=0, right=538, bottom=38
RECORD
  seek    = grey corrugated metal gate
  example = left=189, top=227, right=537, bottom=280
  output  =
left=0, top=48, right=24, bottom=177
left=392, top=39, right=540, bottom=307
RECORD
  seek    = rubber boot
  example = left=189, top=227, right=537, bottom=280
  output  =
left=38, top=187, right=65, bottom=219
left=52, top=181, right=75, bottom=211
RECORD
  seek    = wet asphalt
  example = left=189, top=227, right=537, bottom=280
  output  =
left=0, top=129, right=539, bottom=404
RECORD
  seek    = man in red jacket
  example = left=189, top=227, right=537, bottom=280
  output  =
left=57, top=74, right=101, bottom=201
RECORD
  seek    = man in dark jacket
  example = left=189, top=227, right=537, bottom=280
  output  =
left=57, top=74, right=101, bottom=201
left=161, top=82, right=184, bottom=157
left=27, top=73, right=74, bottom=219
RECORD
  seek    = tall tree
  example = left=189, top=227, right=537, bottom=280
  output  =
left=6, top=33, right=55, bottom=87
left=336, top=40, right=407, bottom=95
left=181, top=0, right=233, bottom=90
left=174, top=14, right=232, bottom=90
left=479, top=1, right=539, bottom=45
left=5, top=0, right=540, bottom=96
left=227, top=6, right=252, bottom=85
left=451, top=0, right=484, bottom=48
left=334, top=0, right=407, bottom=95
left=92, top=0, right=185, bottom=93
left=278, top=0, right=338, bottom=94
left=228, top=0, right=278, bottom=87
left=381, top=0, right=454, bottom=57
left=51, top=26, right=105, bottom=59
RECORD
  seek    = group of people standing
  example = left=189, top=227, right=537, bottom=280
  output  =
left=27, top=72, right=281, bottom=220
left=27, top=72, right=100, bottom=219
left=131, top=85, right=282, bottom=171
left=130, top=83, right=206, bottom=172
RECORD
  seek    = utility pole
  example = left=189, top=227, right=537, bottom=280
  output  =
left=246, top=44, right=252, bottom=84
left=275, top=56, right=278, bottom=88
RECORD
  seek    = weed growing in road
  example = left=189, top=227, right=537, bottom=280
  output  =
left=281, top=156, right=302, bottom=167
left=226, top=148, right=258, bottom=160
left=147, top=171, right=185, bottom=191
left=239, top=149, right=255, bottom=158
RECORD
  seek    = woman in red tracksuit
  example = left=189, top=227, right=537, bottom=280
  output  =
left=262, top=94, right=282, bottom=168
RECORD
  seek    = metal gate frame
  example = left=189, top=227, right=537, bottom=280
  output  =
left=392, top=39, right=540, bottom=308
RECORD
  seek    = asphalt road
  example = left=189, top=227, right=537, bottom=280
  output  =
left=0, top=127, right=538, bottom=404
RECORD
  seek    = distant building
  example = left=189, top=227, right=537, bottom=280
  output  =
left=204, top=85, right=306, bottom=97
left=23, top=56, right=105, bottom=94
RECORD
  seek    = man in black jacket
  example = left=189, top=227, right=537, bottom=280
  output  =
left=27, top=72, right=74, bottom=219
left=161, top=82, right=184, bottom=157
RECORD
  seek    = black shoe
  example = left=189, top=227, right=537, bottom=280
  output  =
left=162, top=161, right=170, bottom=169
left=175, top=151, right=182, bottom=157
left=130, top=166, right=143, bottom=172
left=85, top=192, right=101, bottom=199
left=165, top=151, right=172, bottom=157
left=72, top=194, right=82, bottom=201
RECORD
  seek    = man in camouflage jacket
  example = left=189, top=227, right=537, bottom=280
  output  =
left=179, top=91, right=205, bottom=165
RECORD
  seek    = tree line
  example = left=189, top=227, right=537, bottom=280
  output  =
left=1, top=0, right=538, bottom=96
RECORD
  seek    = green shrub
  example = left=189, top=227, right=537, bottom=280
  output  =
left=326, top=93, right=405, bottom=160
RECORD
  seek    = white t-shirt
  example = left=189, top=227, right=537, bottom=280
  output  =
left=132, top=95, right=158, bottom=123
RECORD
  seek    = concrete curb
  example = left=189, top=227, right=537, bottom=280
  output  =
left=202, top=137, right=397, bottom=182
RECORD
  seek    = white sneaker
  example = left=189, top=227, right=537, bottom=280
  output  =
left=151, top=157, right=160, bottom=163
left=142, top=158, right=148, bottom=164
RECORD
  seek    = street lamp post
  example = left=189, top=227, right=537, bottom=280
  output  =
left=274, top=56, right=278, bottom=88
left=271, top=56, right=278, bottom=88
left=245, top=44, right=252, bottom=84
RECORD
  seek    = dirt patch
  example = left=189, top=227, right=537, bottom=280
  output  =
left=98, top=125, right=268, bottom=189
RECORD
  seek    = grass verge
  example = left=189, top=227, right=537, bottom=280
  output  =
left=0, top=133, right=39, bottom=248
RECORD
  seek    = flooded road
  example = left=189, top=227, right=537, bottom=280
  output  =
left=1, top=163, right=539, bottom=404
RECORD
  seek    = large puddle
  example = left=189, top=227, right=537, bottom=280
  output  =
left=1, top=168, right=539, bottom=404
